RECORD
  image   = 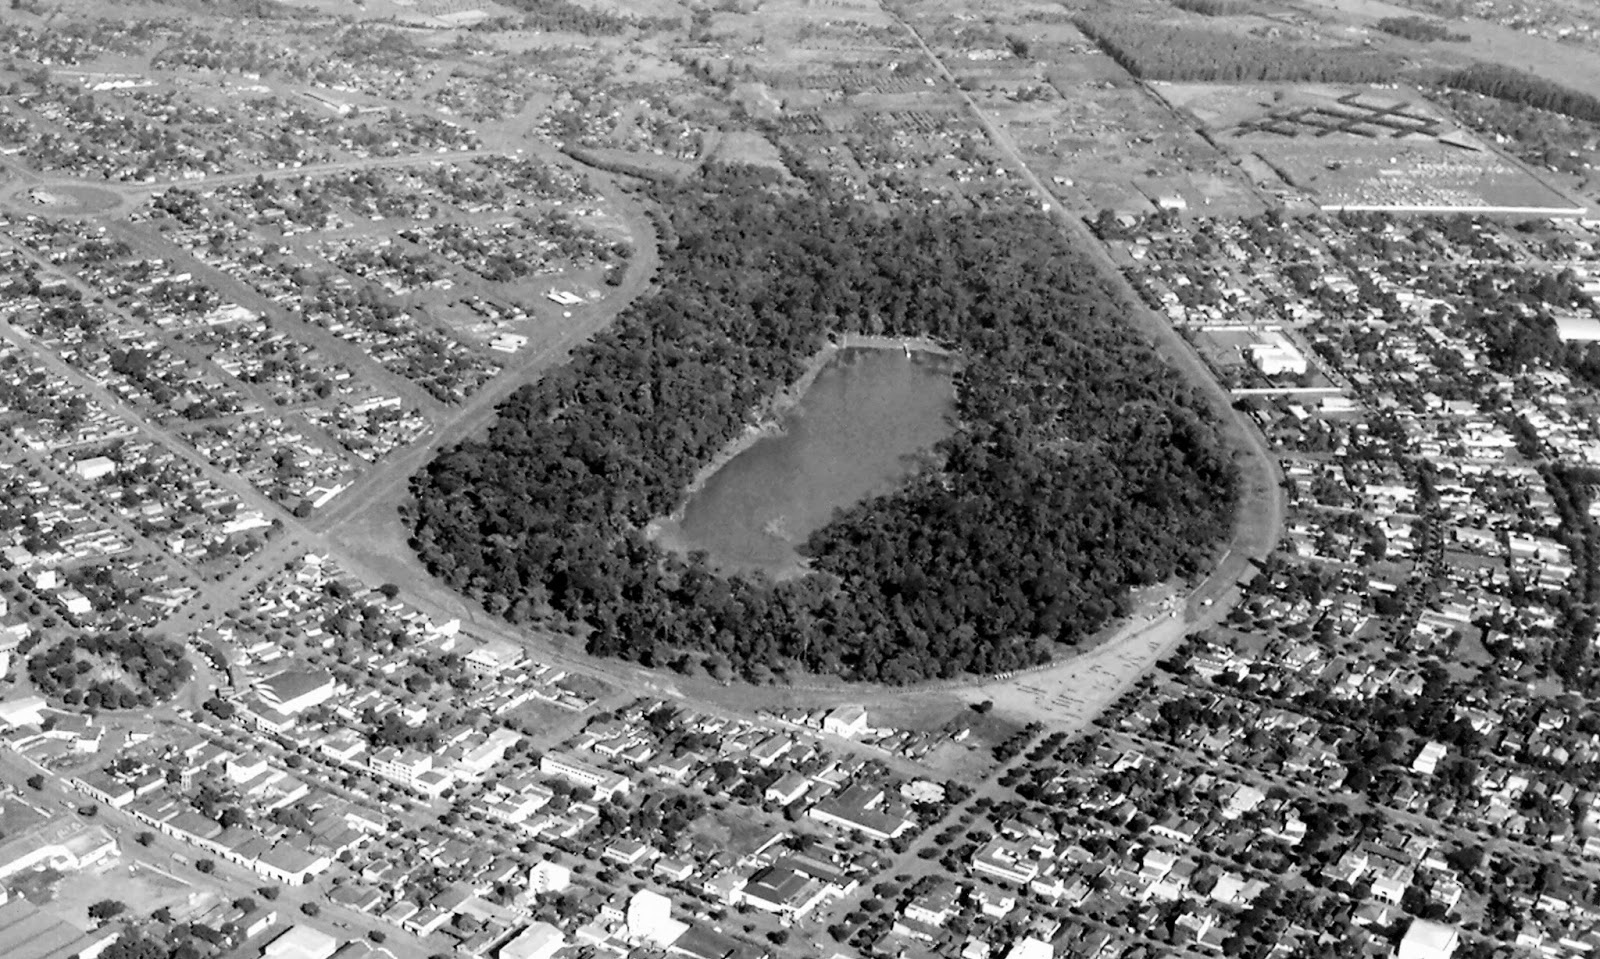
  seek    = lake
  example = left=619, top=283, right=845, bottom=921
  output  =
left=656, top=346, right=958, bottom=579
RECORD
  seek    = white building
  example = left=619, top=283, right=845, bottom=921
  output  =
left=500, top=921, right=566, bottom=959
left=369, top=747, right=453, bottom=798
left=466, top=639, right=525, bottom=676
left=73, top=456, right=117, bottom=482
left=1398, top=920, right=1460, bottom=959
left=528, top=860, right=571, bottom=895
left=540, top=753, right=630, bottom=802
left=1005, top=937, right=1054, bottom=959
left=1412, top=741, right=1448, bottom=776
left=262, top=926, right=339, bottom=959
left=1247, top=331, right=1309, bottom=377
left=627, top=889, right=687, bottom=947
left=822, top=705, right=869, bottom=739
left=255, top=668, right=336, bottom=716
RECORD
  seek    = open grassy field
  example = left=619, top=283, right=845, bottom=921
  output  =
left=1157, top=81, right=1584, bottom=212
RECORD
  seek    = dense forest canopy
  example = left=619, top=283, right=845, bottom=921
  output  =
left=1073, top=15, right=1404, bottom=84
left=408, top=170, right=1238, bottom=683
left=1374, top=15, right=1469, bottom=43
left=1440, top=62, right=1600, bottom=125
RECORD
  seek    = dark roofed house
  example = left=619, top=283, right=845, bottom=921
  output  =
left=258, top=841, right=332, bottom=886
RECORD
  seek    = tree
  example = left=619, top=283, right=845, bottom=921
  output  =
left=300, top=902, right=321, bottom=917
left=195, top=859, right=215, bottom=874
left=136, top=831, right=156, bottom=847
left=88, top=900, right=127, bottom=922
left=25, top=774, right=43, bottom=791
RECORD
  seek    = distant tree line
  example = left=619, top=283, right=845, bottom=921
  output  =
left=1171, top=0, right=1253, bottom=15
left=1440, top=62, right=1600, bottom=125
left=481, top=0, right=681, bottom=35
left=1373, top=15, right=1469, bottom=42
left=408, top=168, right=1237, bottom=684
left=1073, top=15, right=1404, bottom=83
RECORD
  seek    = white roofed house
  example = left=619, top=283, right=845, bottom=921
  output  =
left=1412, top=741, right=1447, bottom=776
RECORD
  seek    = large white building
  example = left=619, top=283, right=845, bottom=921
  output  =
left=627, top=889, right=687, bottom=947
left=540, top=753, right=630, bottom=802
left=1398, top=920, right=1459, bottom=959
left=528, top=860, right=571, bottom=895
left=370, top=747, right=455, bottom=798
left=500, top=922, right=565, bottom=959
left=822, top=705, right=869, bottom=739
left=1006, top=937, right=1053, bottom=959
left=1247, top=331, right=1309, bottom=377
left=255, top=668, right=336, bottom=716
left=262, top=925, right=340, bottom=959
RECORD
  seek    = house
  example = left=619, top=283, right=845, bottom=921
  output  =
left=74, top=770, right=134, bottom=809
left=256, top=842, right=332, bottom=886
left=56, top=589, right=91, bottom=618
left=903, top=882, right=958, bottom=926
left=764, top=772, right=810, bottom=806
left=1413, top=741, right=1448, bottom=776
left=969, top=886, right=1015, bottom=918
left=655, top=857, right=695, bottom=883
left=605, top=838, right=653, bottom=866
left=749, top=735, right=792, bottom=767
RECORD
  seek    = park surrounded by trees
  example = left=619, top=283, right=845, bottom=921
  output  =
left=407, top=167, right=1238, bottom=684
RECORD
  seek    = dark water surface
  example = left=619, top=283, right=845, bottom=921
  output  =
left=659, top=347, right=957, bottom=578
